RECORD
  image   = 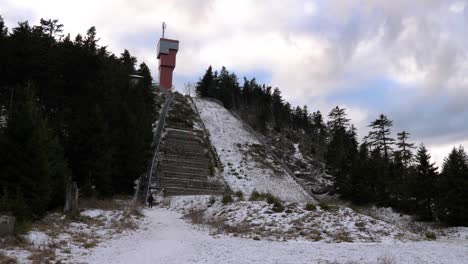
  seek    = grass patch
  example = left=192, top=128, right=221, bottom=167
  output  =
left=318, top=201, right=339, bottom=211
left=0, top=252, right=17, bottom=264
left=425, top=231, right=437, bottom=240
left=305, top=203, right=317, bottom=211
left=249, top=191, right=284, bottom=212
left=209, top=196, right=216, bottom=205
left=234, top=191, right=244, bottom=201
left=28, top=248, right=56, bottom=264
left=79, top=197, right=123, bottom=210
left=221, top=193, right=233, bottom=205
left=14, top=220, right=32, bottom=235
left=209, top=161, right=215, bottom=176
left=83, top=240, right=98, bottom=249
left=333, top=230, right=353, bottom=243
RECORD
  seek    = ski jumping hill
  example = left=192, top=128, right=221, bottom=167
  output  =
left=193, top=98, right=313, bottom=203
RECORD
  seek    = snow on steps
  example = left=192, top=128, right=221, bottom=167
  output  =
left=193, top=98, right=313, bottom=203
left=154, top=128, right=224, bottom=196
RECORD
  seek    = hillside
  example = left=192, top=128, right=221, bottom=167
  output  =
left=193, top=98, right=312, bottom=203
left=2, top=94, right=468, bottom=264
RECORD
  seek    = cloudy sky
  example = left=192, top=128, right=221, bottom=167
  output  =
left=1, top=0, right=467, bottom=166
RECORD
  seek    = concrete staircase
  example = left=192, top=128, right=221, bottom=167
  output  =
left=152, top=128, right=224, bottom=196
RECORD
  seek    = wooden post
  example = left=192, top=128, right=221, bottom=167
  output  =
left=64, top=180, right=79, bottom=216
left=0, top=215, right=15, bottom=237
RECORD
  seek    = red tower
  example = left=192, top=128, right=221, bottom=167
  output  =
left=157, top=37, right=179, bottom=91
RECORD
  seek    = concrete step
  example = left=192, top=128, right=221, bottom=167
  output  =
left=164, top=148, right=206, bottom=156
left=162, top=160, right=209, bottom=169
left=162, top=141, right=205, bottom=151
left=160, top=165, right=209, bottom=175
left=165, top=136, right=199, bottom=144
left=161, top=171, right=209, bottom=180
left=163, top=154, right=210, bottom=163
left=164, top=139, right=202, bottom=148
left=159, top=178, right=222, bottom=189
left=166, top=122, right=192, bottom=130
left=166, top=129, right=193, bottom=136
left=164, top=186, right=224, bottom=196
left=165, top=133, right=199, bottom=141
left=162, top=156, right=210, bottom=165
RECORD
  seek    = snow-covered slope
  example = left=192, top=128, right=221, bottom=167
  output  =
left=193, top=98, right=311, bottom=203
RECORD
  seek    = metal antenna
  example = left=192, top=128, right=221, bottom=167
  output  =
left=162, top=22, right=166, bottom=38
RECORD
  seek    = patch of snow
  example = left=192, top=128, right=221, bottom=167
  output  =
left=194, top=98, right=310, bottom=203
left=81, top=209, right=104, bottom=218
left=293, top=143, right=304, bottom=161
left=24, top=231, right=51, bottom=249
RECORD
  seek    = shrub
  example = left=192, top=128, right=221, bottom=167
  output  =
left=271, top=201, right=285, bottom=213
left=221, top=194, right=233, bottom=205
left=305, top=203, right=317, bottom=211
left=209, top=161, right=215, bottom=176
left=234, top=191, right=244, bottom=201
left=319, top=201, right=337, bottom=211
left=425, top=231, right=436, bottom=240
left=209, top=196, right=216, bottom=205
left=249, top=190, right=262, bottom=201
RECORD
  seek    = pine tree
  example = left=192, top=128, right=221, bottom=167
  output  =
left=348, top=143, right=374, bottom=203
left=396, top=131, right=415, bottom=167
left=38, top=18, right=63, bottom=39
left=365, top=114, right=395, bottom=163
left=0, top=15, right=7, bottom=38
left=436, top=146, right=468, bottom=225
left=410, top=145, right=438, bottom=220
left=0, top=85, right=68, bottom=220
left=196, top=66, right=213, bottom=97
left=326, top=107, right=357, bottom=196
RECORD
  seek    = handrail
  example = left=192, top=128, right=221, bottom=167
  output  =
left=134, top=93, right=174, bottom=202
left=144, top=92, right=175, bottom=201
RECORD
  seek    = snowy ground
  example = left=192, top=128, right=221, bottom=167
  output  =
left=193, top=98, right=311, bottom=203
left=78, top=205, right=468, bottom=264
left=169, top=196, right=418, bottom=243
left=0, top=199, right=143, bottom=263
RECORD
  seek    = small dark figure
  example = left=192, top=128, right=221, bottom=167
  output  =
left=147, top=194, right=154, bottom=208
left=162, top=187, right=167, bottom=197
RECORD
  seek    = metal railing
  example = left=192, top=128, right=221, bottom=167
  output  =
left=145, top=92, right=175, bottom=200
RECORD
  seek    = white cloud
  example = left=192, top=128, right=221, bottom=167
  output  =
left=2, top=0, right=468, bottom=161
left=304, top=1, right=317, bottom=15
left=449, top=1, right=466, bottom=13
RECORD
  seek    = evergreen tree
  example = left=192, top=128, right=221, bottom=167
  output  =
left=326, top=107, right=358, bottom=195
left=365, top=114, right=395, bottom=163
left=196, top=66, right=213, bottom=97
left=348, top=143, right=374, bottom=203
left=396, top=131, right=415, bottom=167
left=0, top=15, right=7, bottom=38
left=0, top=85, right=68, bottom=220
left=410, top=145, right=438, bottom=220
left=436, top=146, right=468, bottom=225
left=38, top=18, right=63, bottom=39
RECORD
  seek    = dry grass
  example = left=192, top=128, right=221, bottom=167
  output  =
left=0, top=236, right=27, bottom=250
left=184, top=209, right=251, bottom=235
left=28, top=248, right=56, bottom=264
left=79, top=197, right=126, bottom=211
left=333, top=230, right=353, bottom=242
left=0, top=252, right=17, bottom=264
